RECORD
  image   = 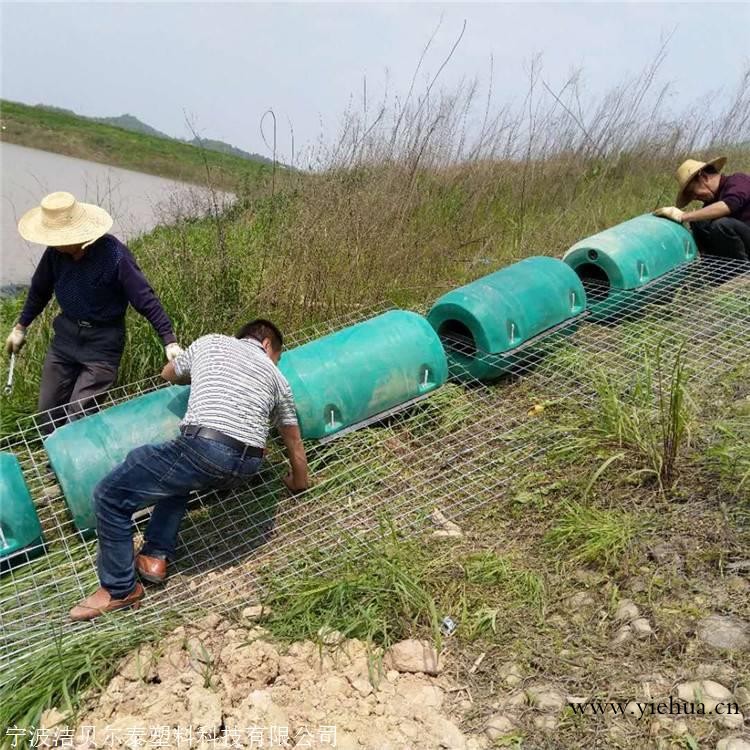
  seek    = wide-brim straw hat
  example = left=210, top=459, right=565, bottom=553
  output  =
left=18, top=191, right=113, bottom=247
left=675, top=156, right=726, bottom=208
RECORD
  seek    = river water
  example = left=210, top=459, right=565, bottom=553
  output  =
left=1, top=142, right=232, bottom=290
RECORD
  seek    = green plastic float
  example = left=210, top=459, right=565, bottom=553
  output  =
left=44, top=386, right=190, bottom=533
left=280, top=310, right=448, bottom=439
left=563, top=214, right=697, bottom=320
left=427, top=256, right=586, bottom=381
left=0, top=452, right=44, bottom=567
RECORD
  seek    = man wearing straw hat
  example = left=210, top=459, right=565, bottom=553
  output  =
left=654, top=157, right=750, bottom=261
left=5, top=192, right=182, bottom=431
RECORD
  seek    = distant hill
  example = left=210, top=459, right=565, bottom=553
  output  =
left=35, top=104, right=78, bottom=117
left=29, top=103, right=274, bottom=166
left=94, top=114, right=172, bottom=140
left=0, top=99, right=272, bottom=190
left=188, top=137, right=275, bottom=166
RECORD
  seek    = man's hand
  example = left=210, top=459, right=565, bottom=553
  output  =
left=282, top=473, right=309, bottom=494
left=278, top=423, right=310, bottom=496
left=653, top=206, right=685, bottom=223
left=161, top=360, right=190, bottom=384
left=5, top=325, right=26, bottom=355
left=165, top=342, right=183, bottom=362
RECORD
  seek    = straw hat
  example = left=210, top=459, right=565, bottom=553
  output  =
left=17, top=192, right=113, bottom=247
left=675, top=156, right=726, bottom=208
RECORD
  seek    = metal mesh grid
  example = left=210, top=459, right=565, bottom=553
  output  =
left=1, top=256, right=748, bottom=682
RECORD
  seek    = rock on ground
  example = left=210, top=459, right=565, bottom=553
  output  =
left=498, top=662, right=524, bottom=687
left=717, top=740, right=750, bottom=750
left=67, top=621, right=478, bottom=750
left=631, top=617, right=654, bottom=638
left=614, top=599, right=640, bottom=622
left=383, top=639, right=442, bottom=675
left=525, top=684, right=566, bottom=713
left=675, top=680, right=736, bottom=715
left=484, top=714, right=516, bottom=741
left=697, top=615, right=750, bottom=651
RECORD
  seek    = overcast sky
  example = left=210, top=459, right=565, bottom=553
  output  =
left=1, top=2, right=748, bottom=164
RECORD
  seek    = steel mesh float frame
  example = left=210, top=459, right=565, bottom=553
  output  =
left=0, top=256, right=748, bottom=683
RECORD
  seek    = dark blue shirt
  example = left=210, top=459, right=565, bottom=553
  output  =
left=19, top=235, right=176, bottom=344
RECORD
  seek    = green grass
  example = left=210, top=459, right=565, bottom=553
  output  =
left=545, top=500, right=651, bottom=569
left=0, top=620, right=169, bottom=743
left=0, top=544, right=95, bottom=603
left=263, top=526, right=441, bottom=647
left=0, top=99, right=270, bottom=191
left=462, top=550, right=546, bottom=612
left=706, top=417, right=750, bottom=497
left=408, top=383, right=478, bottom=438
left=262, top=529, right=550, bottom=649
left=579, top=340, right=694, bottom=496
left=696, top=361, right=750, bottom=498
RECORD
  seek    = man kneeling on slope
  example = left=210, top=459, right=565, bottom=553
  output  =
left=70, top=318, right=309, bottom=621
left=654, top=156, right=750, bottom=262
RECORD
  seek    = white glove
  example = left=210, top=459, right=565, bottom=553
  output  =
left=165, top=342, right=183, bottom=362
left=5, top=326, right=26, bottom=355
left=653, top=206, right=685, bottom=223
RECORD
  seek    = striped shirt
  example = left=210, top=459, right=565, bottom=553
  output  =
left=173, top=334, right=298, bottom=448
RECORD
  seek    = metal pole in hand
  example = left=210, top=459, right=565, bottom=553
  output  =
left=5, top=352, right=15, bottom=395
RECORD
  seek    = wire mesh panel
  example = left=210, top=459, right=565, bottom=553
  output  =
left=1, top=258, right=748, bottom=682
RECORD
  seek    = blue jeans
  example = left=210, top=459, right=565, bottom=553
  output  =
left=93, top=434, right=262, bottom=598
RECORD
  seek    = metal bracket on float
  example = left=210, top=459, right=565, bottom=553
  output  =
left=315, top=390, right=439, bottom=445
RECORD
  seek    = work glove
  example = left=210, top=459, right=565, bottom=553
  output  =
left=653, top=206, right=685, bottom=223
left=165, top=342, right=184, bottom=362
left=5, top=326, right=26, bottom=355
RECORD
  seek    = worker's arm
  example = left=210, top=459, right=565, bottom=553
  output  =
left=118, top=245, right=182, bottom=362
left=278, top=423, right=310, bottom=493
left=655, top=201, right=732, bottom=224
left=682, top=201, right=731, bottom=223
left=160, top=339, right=197, bottom=384
left=18, top=249, right=55, bottom=327
left=8, top=249, right=56, bottom=352
left=160, top=361, right=191, bottom=384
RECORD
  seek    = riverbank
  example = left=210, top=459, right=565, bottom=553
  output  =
left=3, top=284, right=749, bottom=749
left=1, top=126, right=749, bottom=750
left=2, top=138, right=749, bottom=434
left=0, top=100, right=270, bottom=191
left=0, top=142, right=234, bottom=287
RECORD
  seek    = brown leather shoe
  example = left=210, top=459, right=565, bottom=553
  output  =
left=135, top=553, right=167, bottom=584
left=69, top=583, right=144, bottom=622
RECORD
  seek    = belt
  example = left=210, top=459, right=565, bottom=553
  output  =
left=63, top=313, right=125, bottom=329
left=180, top=425, right=264, bottom=459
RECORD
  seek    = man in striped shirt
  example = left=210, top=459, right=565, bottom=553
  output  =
left=70, top=319, right=309, bottom=621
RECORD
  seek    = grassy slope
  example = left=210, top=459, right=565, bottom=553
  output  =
left=0, top=99, right=268, bottom=191
left=2, top=313, right=747, bottom=748
left=2, top=147, right=749, bottom=434
left=0, top=143, right=748, bottom=746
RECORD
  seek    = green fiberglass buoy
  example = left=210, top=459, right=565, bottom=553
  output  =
left=0, top=451, right=44, bottom=567
left=563, top=214, right=698, bottom=320
left=44, top=386, right=190, bottom=533
left=280, top=310, right=448, bottom=439
left=427, top=256, right=586, bottom=381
